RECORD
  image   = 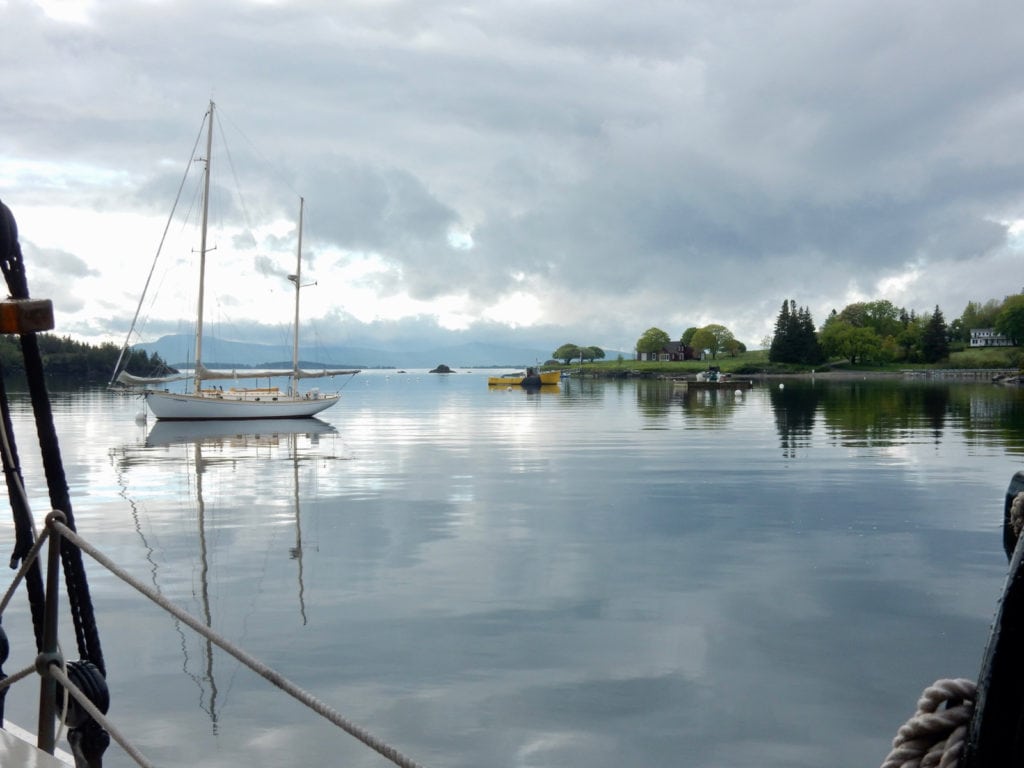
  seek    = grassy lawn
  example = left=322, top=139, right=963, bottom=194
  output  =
left=545, top=346, right=1022, bottom=376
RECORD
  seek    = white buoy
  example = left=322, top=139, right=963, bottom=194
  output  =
left=134, top=410, right=148, bottom=423
left=734, top=389, right=742, bottom=395
left=779, top=383, right=785, bottom=390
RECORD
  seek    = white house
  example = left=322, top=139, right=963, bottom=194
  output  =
left=969, top=328, right=1013, bottom=347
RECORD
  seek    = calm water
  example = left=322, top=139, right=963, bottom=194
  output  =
left=2, top=371, right=1024, bottom=767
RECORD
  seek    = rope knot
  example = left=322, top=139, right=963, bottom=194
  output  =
left=880, top=678, right=976, bottom=768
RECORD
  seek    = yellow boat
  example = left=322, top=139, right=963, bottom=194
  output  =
left=487, top=368, right=561, bottom=387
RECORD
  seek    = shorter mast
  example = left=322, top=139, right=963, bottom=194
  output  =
left=289, top=197, right=304, bottom=398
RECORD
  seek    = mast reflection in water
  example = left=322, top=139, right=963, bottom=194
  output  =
left=3, top=372, right=1024, bottom=768
left=108, top=417, right=347, bottom=735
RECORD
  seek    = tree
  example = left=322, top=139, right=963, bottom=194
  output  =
left=0, top=333, right=176, bottom=381
left=820, top=320, right=883, bottom=364
left=995, top=294, right=1024, bottom=345
left=769, top=300, right=793, bottom=363
left=699, top=324, right=734, bottom=360
left=680, top=327, right=698, bottom=346
left=689, top=327, right=714, bottom=359
left=921, top=306, right=950, bottom=362
left=796, top=306, right=824, bottom=364
left=960, top=299, right=1002, bottom=336
left=636, top=327, right=671, bottom=356
left=947, top=317, right=965, bottom=346
left=583, top=346, right=605, bottom=362
left=896, top=318, right=924, bottom=362
left=837, top=299, right=902, bottom=339
left=724, top=338, right=743, bottom=357
left=770, top=300, right=822, bottom=364
left=553, top=343, right=581, bottom=364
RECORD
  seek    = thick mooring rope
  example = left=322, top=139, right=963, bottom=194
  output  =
left=880, top=678, right=976, bottom=768
left=1009, top=491, right=1024, bottom=539
left=0, top=198, right=105, bottom=675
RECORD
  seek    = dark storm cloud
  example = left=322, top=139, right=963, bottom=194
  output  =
left=4, top=0, right=1024, bottom=346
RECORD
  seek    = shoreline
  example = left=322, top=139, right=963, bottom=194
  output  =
left=570, top=367, right=1017, bottom=382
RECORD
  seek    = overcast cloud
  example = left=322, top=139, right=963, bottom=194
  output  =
left=2, top=0, right=1023, bottom=354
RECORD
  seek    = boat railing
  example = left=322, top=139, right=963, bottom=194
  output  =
left=0, top=511, right=428, bottom=768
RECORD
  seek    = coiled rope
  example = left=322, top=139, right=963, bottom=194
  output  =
left=1009, top=490, right=1024, bottom=539
left=880, top=678, right=976, bottom=768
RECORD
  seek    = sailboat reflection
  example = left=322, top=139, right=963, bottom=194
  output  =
left=111, top=417, right=346, bottom=732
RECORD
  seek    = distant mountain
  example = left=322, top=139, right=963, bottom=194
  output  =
left=133, top=335, right=557, bottom=369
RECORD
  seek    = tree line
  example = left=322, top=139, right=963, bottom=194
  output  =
left=551, top=343, right=606, bottom=364
left=634, top=324, right=747, bottom=360
left=0, top=334, right=172, bottom=382
left=769, top=292, right=1024, bottom=365
left=623, top=291, right=1024, bottom=367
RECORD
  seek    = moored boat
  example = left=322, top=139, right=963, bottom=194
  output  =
left=109, top=101, right=359, bottom=420
left=486, top=368, right=560, bottom=387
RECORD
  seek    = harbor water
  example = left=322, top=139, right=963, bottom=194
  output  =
left=1, top=370, right=1023, bottom=767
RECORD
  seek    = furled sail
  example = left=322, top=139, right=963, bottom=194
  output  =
left=116, top=370, right=190, bottom=387
left=117, top=364, right=359, bottom=387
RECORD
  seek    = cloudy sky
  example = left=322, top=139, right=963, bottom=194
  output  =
left=3, top=0, right=1023, bottom=355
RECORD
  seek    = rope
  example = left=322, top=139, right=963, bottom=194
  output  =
left=49, top=663, right=154, bottom=768
left=880, top=678, right=976, bottom=768
left=0, top=198, right=105, bottom=675
left=0, top=200, right=48, bottom=651
left=53, top=520, right=428, bottom=768
left=0, top=523, right=49, bottom=618
left=1010, top=491, right=1024, bottom=539
left=0, top=661, right=38, bottom=693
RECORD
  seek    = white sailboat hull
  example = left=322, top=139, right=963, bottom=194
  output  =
left=145, top=390, right=340, bottom=420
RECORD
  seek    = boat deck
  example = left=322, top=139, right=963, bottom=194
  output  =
left=0, top=722, right=74, bottom=767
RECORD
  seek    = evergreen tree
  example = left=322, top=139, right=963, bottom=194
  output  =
left=770, top=300, right=822, bottom=364
left=796, top=305, right=824, bottom=364
left=921, top=305, right=949, bottom=363
left=769, top=300, right=792, bottom=363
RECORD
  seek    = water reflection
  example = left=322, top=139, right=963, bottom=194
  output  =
left=770, top=383, right=821, bottom=459
left=108, top=418, right=347, bottom=732
left=629, top=379, right=754, bottom=428
left=19, top=378, right=1024, bottom=768
left=676, top=386, right=749, bottom=427
left=766, top=380, right=1024, bottom=456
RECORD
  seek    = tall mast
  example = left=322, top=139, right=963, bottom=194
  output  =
left=290, top=197, right=304, bottom=397
left=193, top=100, right=215, bottom=395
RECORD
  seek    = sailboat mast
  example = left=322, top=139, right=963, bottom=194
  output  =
left=290, top=197, right=304, bottom=397
left=193, top=100, right=215, bottom=395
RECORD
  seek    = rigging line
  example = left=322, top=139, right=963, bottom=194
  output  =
left=49, top=664, right=155, bottom=768
left=0, top=385, right=40, bottom=543
left=56, top=520, right=429, bottom=768
left=109, top=113, right=208, bottom=388
left=217, top=104, right=302, bottom=203
left=213, top=106, right=259, bottom=255
left=0, top=522, right=48, bottom=618
left=132, top=169, right=205, bottom=356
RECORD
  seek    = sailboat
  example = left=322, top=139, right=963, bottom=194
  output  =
left=111, top=101, right=359, bottom=420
